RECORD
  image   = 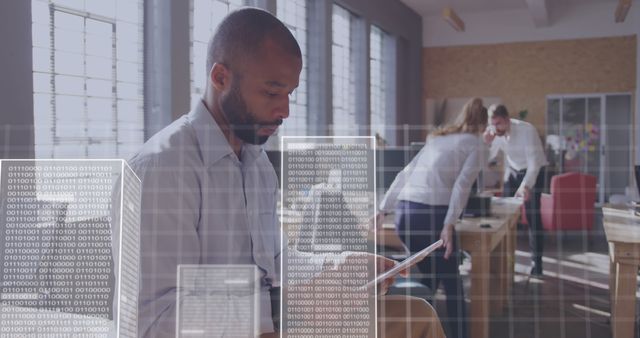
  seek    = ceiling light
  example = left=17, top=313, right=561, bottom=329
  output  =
left=615, top=0, right=632, bottom=23
left=443, top=7, right=465, bottom=32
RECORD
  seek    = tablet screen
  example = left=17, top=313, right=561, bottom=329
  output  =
left=362, top=239, right=443, bottom=289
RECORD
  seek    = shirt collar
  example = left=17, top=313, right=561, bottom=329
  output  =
left=188, top=100, right=264, bottom=166
left=506, top=118, right=519, bottom=140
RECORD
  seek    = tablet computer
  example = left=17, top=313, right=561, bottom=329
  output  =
left=362, top=239, right=443, bottom=289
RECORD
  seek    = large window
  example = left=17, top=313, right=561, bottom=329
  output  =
left=189, top=0, right=245, bottom=109
left=31, top=0, right=144, bottom=158
left=331, top=4, right=358, bottom=136
left=276, top=0, right=308, bottom=137
left=370, top=25, right=396, bottom=145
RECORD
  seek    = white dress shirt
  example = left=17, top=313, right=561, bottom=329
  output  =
left=129, top=100, right=324, bottom=337
left=379, top=133, right=488, bottom=226
left=489, top=119, right=547, bottom=190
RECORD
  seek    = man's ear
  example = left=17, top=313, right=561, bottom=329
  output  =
left=210, top=63, right=230, bottom=91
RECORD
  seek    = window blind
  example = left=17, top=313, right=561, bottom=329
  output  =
left=370, top=25, right=396, bottom=146
left=331, top=5, right=357, bottom=136
left=189, top=0, right=245, bottom=109
left=31, top=0, right=144, bottom=158
left=276, top=0, right=308, bottom=137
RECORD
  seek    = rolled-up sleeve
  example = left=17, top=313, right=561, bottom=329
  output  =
left=520, top=127, right=546, bottom=190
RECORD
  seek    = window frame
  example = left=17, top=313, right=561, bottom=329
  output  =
left=31, top=0, right=145, bottom=159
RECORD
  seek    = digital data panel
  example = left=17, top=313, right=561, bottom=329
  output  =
left=0, top=160, right=140, bottom=337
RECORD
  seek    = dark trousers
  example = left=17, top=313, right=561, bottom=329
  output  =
left=503, top=167, right=546, bottom=266
left=395, top=200, right=468, bottom=338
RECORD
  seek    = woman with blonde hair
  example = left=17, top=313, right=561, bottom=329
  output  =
left=378, top=97, right=488, bottom=338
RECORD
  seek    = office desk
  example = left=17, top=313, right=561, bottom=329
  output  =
left=602, top=206, right=640, bottom=338
left=378, top=198, right=521, bottom=338
left=456, top=197, right=521, bottom=338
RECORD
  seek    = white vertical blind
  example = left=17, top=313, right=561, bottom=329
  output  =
left=370, top=25, right=396, bottom=146
left=331, top=4, right=357, bottom=136
left=276, top=0, right=308, bottom=137
left=189, top=0, right=245, bottom=109
left=31, top=0, right=144, bottom=158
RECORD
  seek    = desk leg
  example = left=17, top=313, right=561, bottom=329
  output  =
left=490, top=238, right=506, bottom=315
left=608, top=244, right=616, bottom=326
left=612, top=260, right=637, bottom=338
left=470, top=247, right=491, bottom=338
left=506, top=216, right=517, bottom=302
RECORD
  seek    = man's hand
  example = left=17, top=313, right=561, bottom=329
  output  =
left=483, top=128, right=496, bottom=144
left=331, top=252, right=408, bottom=295
left=375, top=254, right=407, bottom=295
left=440, top=224, right=455, bottom=260
left=515, top=185, right=530, bottom=201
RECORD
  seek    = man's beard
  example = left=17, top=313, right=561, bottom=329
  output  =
left=221, top=83, right=282, bottom=145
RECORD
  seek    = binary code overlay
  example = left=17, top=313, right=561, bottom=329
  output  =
left=282, top=137, right=376, bottom=338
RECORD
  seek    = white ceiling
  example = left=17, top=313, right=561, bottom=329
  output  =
left=400, top=0, right=524, bottom=15
left=400, top=0, right=617, bottom=16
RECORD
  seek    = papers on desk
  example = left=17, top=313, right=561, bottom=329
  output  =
left=491, top=196, right=524, bottom=205
left=626, top=201, right=640, bottom=216
left=603, top=206, right=640, bottom=223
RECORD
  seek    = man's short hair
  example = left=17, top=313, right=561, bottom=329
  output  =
left=489, top=104, right=510, bottom=119
left=206, top=7, right=301, bottom=75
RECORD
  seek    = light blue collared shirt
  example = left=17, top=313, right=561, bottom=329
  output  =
left=129, top=101, right=282, bottom=336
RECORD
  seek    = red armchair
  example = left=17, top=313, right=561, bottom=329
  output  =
left=540, top=172, right=597, bottom=231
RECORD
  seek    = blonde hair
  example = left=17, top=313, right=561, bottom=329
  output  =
left=432, top=98, right=488, bottom=137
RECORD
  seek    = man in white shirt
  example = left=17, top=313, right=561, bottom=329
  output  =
left=484, top=105, right=548, bottom=275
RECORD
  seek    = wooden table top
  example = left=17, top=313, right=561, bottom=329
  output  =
left=602, top=205, right=640, bottom=244
left=455, top=197, right=522, bottom=232
left=454, top=197, right=521, bottom=252
left=376, top=197, right=522, bottom=253
left=282, top=197, right=522, bottom=254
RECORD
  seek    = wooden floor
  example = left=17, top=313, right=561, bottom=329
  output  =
left=486, top=251, right=613, bottom=338
left=429, top=211, right=640, bottom=338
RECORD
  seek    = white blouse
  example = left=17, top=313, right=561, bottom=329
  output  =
left=380, top=133, right=488, bottom=226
